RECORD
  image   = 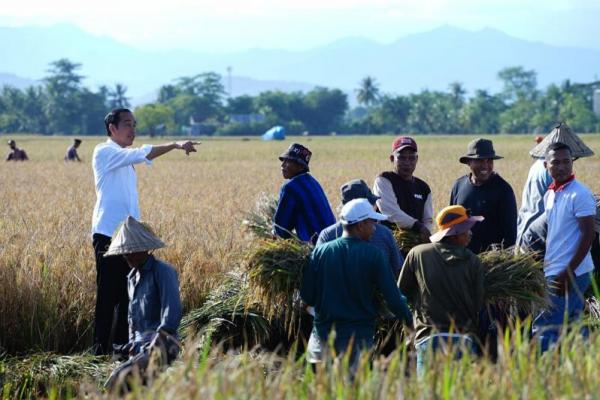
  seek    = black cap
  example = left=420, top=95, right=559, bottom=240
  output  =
left=459, top=138, right=503, bottom=164
left=340, top=179, right=379, bottom=205
left=278, top=143, right=312, bottom=168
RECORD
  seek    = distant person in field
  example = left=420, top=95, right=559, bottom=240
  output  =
left=301, top=198, right=412, bottom=374
left=104, top=216, right=182, bottom=391
left=516, top=123, right=594, bottom=257
left=64, top=138, right=83, bottom=162
left=399, top=205, right=485, bottom=377
left=316, top=178, right=404, bottom=278
left=532, top=142, right=596, bottom=352
left=273, top=143, right=335, bottom=244
left=372, top=136, right=433, bottom=247
left=6, top=139, right=28, bottom=161
left=92, top=108, right=199, bottom=355
left=450, top=138, right=517, bottom=254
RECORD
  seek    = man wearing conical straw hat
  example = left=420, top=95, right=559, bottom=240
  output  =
left=516, top=122, right=594, bottom=255
left=104, top=216, right=182, bottom=360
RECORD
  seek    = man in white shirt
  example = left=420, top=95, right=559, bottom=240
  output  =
left=92, top=108, right=198, bottom=355
left=532, top=142, right=595, bottom=352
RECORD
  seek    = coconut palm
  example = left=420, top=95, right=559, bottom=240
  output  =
left=356, top=76, right=380, bottom=134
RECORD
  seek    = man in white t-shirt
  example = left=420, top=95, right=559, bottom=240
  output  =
left=92, top=108, right=199, bottom=355
left=532, top=142, right=595, bottom=352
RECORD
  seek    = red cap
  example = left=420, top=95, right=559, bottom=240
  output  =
left=392, top=136, right=417, bottom=152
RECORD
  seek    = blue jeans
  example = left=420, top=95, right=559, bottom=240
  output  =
left=532, top=273, right=591, bottom=352
left=307, top=329, right=373, bottom=376
left=415, top=334, right=476, bottom=377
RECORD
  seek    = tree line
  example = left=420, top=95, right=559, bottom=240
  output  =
left=1, top=59, right=599, bottom=135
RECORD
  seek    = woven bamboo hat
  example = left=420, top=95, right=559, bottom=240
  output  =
left=529, top=122, right=594, bottom=159
left=104, top=216, right=165, bottom=257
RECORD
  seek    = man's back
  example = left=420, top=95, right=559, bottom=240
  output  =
left=399, top=242, right=484, bottom=342
left=301, top=237, right=406, bottom=341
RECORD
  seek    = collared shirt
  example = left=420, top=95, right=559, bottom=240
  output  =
left=543, top=179, right=595, bottom=277
left=273, top=172, right=335, bottom=244
left=6, top=148, right=28, bottom=161
left=91, top=139, right=152, bottom=237
left=127, top=255, right=183, bottom=344
left=316, top=221, right=404, bottom=276
left=516, top=159, right=552, bottom=248
left=372, top=174, right=433, bottom=231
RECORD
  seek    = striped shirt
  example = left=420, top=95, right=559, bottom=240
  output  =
left=273, top=173, right=335, bottom=244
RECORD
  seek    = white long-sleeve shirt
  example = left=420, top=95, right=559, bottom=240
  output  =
left=91, top=139, right=153, bottom=237
left=373, top=176, right=434, bottom=231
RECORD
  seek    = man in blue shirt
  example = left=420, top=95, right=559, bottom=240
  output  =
left=273, top=143, right=335, bottom=244
left=104, top=216, right=182, bottom=359
left=301, top=198, right=412, bottom=372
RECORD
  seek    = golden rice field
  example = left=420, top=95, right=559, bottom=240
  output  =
left=1, top=133, right=600, bottom=398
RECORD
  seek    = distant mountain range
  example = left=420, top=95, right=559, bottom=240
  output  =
left=2, top=23, right=600, bottom=105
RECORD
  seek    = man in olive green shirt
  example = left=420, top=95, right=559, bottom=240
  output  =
left=398, top=205, right=485, bottom=376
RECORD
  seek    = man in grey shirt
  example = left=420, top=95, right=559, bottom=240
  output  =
left=316, top=179, right=404, bottom=277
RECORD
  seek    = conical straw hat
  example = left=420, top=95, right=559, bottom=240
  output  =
left=529, top=122, right=594, bottom=158
left=104, top=216, right=165, bottom=257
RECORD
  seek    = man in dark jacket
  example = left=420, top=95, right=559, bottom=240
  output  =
left=399, top=205, right=485, bottom=376
left=450, top=138, right=517, bottom=254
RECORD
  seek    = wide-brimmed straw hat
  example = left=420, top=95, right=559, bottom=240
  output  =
left=529, top=122, right=594, bottom=159
left=459, top=138, right=503, bottom=164
left=430, top=205, right=484, bottom=243
left=104, top=216, right=165, bottom=257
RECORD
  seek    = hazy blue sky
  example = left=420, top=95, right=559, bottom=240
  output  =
left=0, top=0, right=599, bottom=52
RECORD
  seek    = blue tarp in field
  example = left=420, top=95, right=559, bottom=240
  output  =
left=262, top=126, right=285, bottom=141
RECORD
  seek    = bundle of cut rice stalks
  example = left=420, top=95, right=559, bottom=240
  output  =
left=179, top=272, right=271, bottom=350
left=243, top=238, right=312, bottom=337
left=393, top=229, right=426, bottom=254
left=242, top=193, right=279, bottom=239
left=480, top=248, right=549, bottom=315
left=0, top=352, right=112, bottom=397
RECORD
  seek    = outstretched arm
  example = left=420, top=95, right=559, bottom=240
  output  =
left=146, top=141, right=200, bottom=160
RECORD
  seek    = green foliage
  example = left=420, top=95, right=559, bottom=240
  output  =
left=134, top=103, right=176, bottom=135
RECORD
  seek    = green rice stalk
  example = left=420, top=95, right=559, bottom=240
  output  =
left=393, top=229, right=425, bottom=253
left=480, top=248, right=549, bottom=314
left=242, top=193, right=279, bottom=239
left=243, top=238, right=312, bottom=337
left=0, top=352, right=111, bottom=398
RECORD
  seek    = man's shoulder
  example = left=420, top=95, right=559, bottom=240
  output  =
left=569, top=180, right=593, bottom=196
left=153, top=257, right=178, bottom=276
left=491, top=173, right=514, bottom=191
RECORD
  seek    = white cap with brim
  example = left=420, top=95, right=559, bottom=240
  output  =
left=340, top=198, right=388, bottom=225
left=104, top=216, right=166, bottom=257
left=429, top=216, right=484, bottom=243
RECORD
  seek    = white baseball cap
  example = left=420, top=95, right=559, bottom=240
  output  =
left=340, top=198, right=388, bottom=225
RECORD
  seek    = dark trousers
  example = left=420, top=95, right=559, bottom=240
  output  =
left=93, top=234, right=131, bottom=355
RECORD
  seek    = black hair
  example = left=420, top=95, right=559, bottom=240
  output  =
left=545, top=142, right=572, bottom=160
left=104, top=108, right=132, bottom=136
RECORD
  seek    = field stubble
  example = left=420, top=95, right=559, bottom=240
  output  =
left=1, top=134, right=600, bottom=354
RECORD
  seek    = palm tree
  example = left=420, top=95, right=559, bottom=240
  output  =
left=356, top=76, right=380, bottom=134
left=108, top=83, right=130, bottom=109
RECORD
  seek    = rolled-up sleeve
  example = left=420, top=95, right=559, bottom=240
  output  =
left=97, top=144, right=153, bottom=173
